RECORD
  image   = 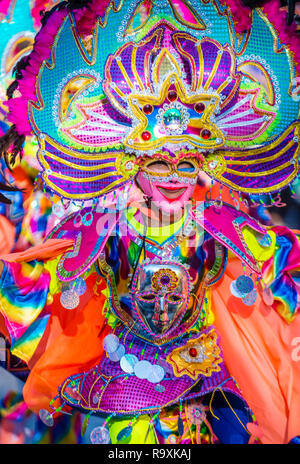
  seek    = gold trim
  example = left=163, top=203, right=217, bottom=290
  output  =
left=203, top=51, right=222, bottom=91
left=131, top=47, right=145, bottom=91
left=168, top=0, right=206, bottom=31
left=226, top=160, right=295, bottom=177
left=220, top=123, right=299, bottom=157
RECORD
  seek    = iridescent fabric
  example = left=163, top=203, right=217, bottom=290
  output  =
left=242, top=225, right=300, bottom=322
left=261, top=227, right=300, bottom=322
left=0, top=260, right=50, bottom=362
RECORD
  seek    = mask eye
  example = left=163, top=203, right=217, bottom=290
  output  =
left=177, top=161, right=197, bottom=173
left=137, top=293, right=156, bottom=302
left=145, top=161, right=171, bottom=174
left=167, top=293, right=183, bottom=304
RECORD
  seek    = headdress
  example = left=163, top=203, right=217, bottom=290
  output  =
left=1, top=0, right=299, bottom=205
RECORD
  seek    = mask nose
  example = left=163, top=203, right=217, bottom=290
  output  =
left=152, top=296, right=169, bottom=323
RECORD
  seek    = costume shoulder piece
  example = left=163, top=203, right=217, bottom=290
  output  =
left=48, top=205, right=119, bottom=281
left=191, top=200, right=266, bottom=273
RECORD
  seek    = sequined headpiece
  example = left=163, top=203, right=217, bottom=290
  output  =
left=4, top=0, right=300, bottom=201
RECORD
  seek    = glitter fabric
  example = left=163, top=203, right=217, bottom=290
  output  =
left=59, top=324, right=239, bottom=415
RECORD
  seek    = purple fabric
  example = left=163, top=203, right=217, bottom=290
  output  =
left=59, top=324, right=237, bottom=414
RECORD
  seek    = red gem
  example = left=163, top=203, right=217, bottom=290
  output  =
left=195, top=102, right=205, bottom=113
left=141, top=131, right=151, bottom=141
left=201, top=129, right=211, bottom=140
left=168, top=90, right=177, bottom=102
left=189, top=347, right=198, bottom=358
left=143, top=104, right=153, bottom=115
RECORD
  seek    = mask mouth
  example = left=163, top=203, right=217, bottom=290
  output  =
left=157, top=185, right=187, bottom=201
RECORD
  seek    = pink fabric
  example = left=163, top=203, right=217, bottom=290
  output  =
left=212, top=257, right=300, bottom=444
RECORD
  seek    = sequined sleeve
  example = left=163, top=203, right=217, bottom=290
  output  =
left=243, top=225, right=300, bottom=323
left=0, top=259, right=51, bottom=362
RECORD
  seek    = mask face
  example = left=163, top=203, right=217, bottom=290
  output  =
left=131, top=262, right=190, bottom=339
left=136, top=156, right=200, bottom=213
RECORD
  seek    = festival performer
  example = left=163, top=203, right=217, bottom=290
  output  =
left=0, top=0, right=299, bottom=445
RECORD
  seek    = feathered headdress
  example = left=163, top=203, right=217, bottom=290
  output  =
left=0, top=0, right=299, bottom=203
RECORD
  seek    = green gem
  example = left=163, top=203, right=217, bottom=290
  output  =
left=163, top=108, right=183, bottom=129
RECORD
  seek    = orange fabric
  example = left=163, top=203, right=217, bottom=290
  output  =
left=10, top=165, right=33, bottom=202
left=212, top=257, right=300, bottom=444
left=23, top=275, right=110, bottom=413
left=0, top=216, right=16, bottom=255
left=0, top=238, right=74, bottom=263
left=194, top=180, right=248, bottom=213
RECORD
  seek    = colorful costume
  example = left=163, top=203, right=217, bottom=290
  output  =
left=0, top=0, right=300, bottom=445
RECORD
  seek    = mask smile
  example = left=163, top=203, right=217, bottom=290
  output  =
left=157, top=185, right=187, bottom=201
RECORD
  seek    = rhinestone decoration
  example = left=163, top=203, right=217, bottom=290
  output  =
left=195, top=102, right=206, bottom=113
left=141, top=131, right=151, bottom=141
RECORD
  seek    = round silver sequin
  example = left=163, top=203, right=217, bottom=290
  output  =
left=258, top=234, right=272, bottom=247
left=52, top=203, right=65, bottom=218
left=147, top=364, right=165, bottom=384
left=103, top=334, right=120, bottom=354
left=157, top=359, right=173, bottom=375
left=154, top=384, right=165, bottom=393
left=262, top=287, right=274, bottom=306
left=108, top=344, right=125, bottom=362
left=60, top=290, right=80, bottom=310
left=90, top=426, right=111, bottom=444
left=236, top=275, right=254, bottom=294
left=120, top=354, right=138, bottom=374
left=242, top=288, right=257, bottom=306
left=230, top=280, right=247, bottom=298
left=72, top=277, right=87, bottom=296
left=39, top=409, right=54, bottom=427
left=133, top=360, right=152, bottom=379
